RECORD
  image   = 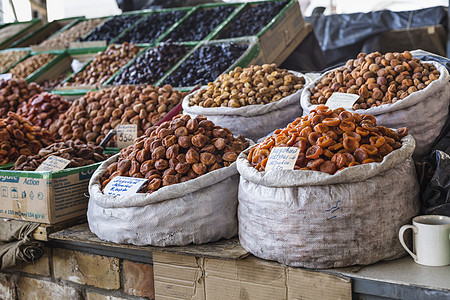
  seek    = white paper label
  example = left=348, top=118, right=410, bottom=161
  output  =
left=116, top=124, right=138, bottom=149
left=36, top=156, right=71, bottom=172
left=325, top=93, right=360, bottom=109
left=265, top=147, right=300, bottom=171
left=104, top=176, right=148, bottom=196
left=0, top=73, right=12, bottom=81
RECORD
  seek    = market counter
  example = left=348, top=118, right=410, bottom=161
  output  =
left=1, top=222, right=449, bottom=299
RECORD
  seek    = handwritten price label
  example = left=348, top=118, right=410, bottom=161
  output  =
left=116, top=124, right=137, bottom=149
left=104, top=176, right=148, bottom=196
left=325, top=92, right=360, bottom=110
left=36, top=156, right=71, bottom=172
left=265, top=147, right=300, bottom=171
left=0, top=73, right=12, bottom=81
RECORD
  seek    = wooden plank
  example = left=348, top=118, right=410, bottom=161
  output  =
left=49, top=223, right=249, bottom=260
left=272, top=23, right=312, bottom=65
left=33, top=215, right=86, bottom=241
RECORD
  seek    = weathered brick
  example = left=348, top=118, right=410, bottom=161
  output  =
left=17, top=277, right=80, bottom=300
left=12, top=249, right=50, bottom=276
left=0, top=273, right=16, bottom=300
left=123, top=260, right=154, bottom=298
left=53, top=248, right=120, bottom=290
left=86, top=291, right=129, bottom=300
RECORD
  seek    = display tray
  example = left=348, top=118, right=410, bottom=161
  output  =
left=155, top=36, right=262, bottom=90
left=161, top=2, right=244, bottom=43
left=29, top=47, right=103, bottom=92
left=103, top=42, right=196, bottom=86
left=112, top=6, right=193, bottom=47
left=0, top=47, right=31, bottom=74
left=212, top=0, right=306, bottom=65
left=72, top=11, right=147, bottom=49
left=0, top=19, right=43, bottom=50
left=53, top=44, right=145, bottom=93
left=10, top=17, right=83, bottom=48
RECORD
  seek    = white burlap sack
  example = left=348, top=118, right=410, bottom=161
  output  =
left=182, top=72, right=310, bottom=142
left=301, top=60, right=450, bottom=157
left=237, top=135, right=420, bottom=269
left=87, top=154, right=239, bottom=246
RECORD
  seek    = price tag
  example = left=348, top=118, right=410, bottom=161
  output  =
left=325, top=93, right=360, bottom=110
left=104, top=176, right=148, bottom=196
left=36, top=156, right=71, bottom=172
left=265, top=147, right=300, bottom=171
left=0, top=73, right=12, bottom=81
left=116, top=124, right=137, bottom=149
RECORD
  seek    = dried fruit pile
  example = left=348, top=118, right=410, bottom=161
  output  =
left=101, top=114, right=249, bottom=193
left=14, top=141, right=108, bottom=171
left=249, top=105, right=408, bottom=174
left=0, top=112, right=54, bottom=166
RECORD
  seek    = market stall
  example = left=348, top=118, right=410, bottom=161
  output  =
left=0, top=1, right=449, bottom=299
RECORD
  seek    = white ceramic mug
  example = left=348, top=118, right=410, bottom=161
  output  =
left=399, top=215, right=450, bottom=266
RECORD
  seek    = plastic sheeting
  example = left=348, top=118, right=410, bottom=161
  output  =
left=305, top=6, right=447, bottom=67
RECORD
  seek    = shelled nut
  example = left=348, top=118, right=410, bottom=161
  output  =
left=309, top=51, right=440, bottom=109
left=190, top=64, right=305, bottom=108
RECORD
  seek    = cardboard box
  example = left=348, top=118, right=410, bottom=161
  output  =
left=0, top=163, right=100, bottom=224
left=153, top=252, right=352, bottom=300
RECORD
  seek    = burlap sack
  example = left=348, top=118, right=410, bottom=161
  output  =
left=182, top=72, right=310, bottom=142
left=88, top=154, right=240, bottom=246
left=301, top=60, right=450, bottom=157
left=236, top=135, right=420, bottom=268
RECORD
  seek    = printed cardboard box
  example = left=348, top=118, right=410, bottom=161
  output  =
left=0, top=163, right=100, bottom=224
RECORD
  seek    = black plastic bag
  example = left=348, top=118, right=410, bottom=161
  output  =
left=305, top=6, right=447, bottom=67
left=416, top=150, right=450, bottom=217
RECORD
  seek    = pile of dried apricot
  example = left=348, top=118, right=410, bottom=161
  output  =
left=248, top=105, right=408, bottom=174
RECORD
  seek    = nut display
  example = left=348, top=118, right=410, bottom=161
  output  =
left=13, top=140, right=108, bottom=171
left=112, top=42, right=189, bottom=85
left=52, top=84, right=186, bottom=147
left=100, top=114, right=249, bottom=193
left=117, top=11, right=186, bottom=44
left=0, top=112, right=54, bottom=166
left=81, top=15, right=142, bottom=43
left=164, top=6, right=236, bottom=42
left=64, top=43, right=140, bottom=86
left=0, top=50, right=29, bottom=73
left=309, top=51, right=441, bottom=109
left=0, top=23, right=29, bottom=44
left=17, top=92, right=71, bottom=129
left=39, top=18, right=105, bottom=48
left=248, top=105, right=408, bottom=174
left=40, top=74, right=67, bottom=91
left=189, top=64, right=305, bottom=108
left=8, top=53, right=56, bottom=80
left=218, top=1, right=287, bottom=38
left=164, top=43, right=247, bottom=87
left=0, top=79, right=43, bottom=118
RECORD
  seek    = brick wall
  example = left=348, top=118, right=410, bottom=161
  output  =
left=0, top=247, right=154, bottom=300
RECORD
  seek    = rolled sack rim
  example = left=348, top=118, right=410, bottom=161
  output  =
left=300, top=61, right=449, bottom=116
left=236, top=134, right=415, bottom=187
left=182, top=71, right=311, bottom=117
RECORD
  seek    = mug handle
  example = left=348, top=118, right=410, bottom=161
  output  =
left=399, top=225, right=418, bottom=261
